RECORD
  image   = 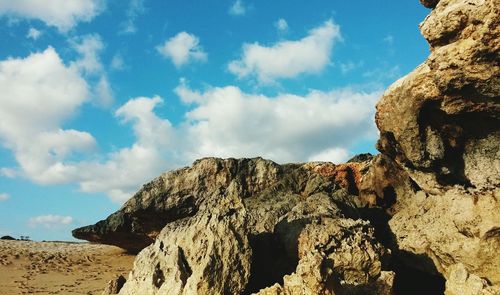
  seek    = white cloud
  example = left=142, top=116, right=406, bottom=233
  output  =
left=0, top=167, right=17, bottom=178
left=176, top=81, right=380, bottom=163
left=75, top=96, right=177, bottom=203
left=0, top=0, right=104, bottom=32
left=275, top=18, right=288, bottom=32
left=0, top=47, right=380, bottom=204
left=26, top=27, right=42, bottom=40
left=228, top=20, right=341, bottom=83
left=308, top=148, right=350, bottom=164
left=0, top=47, right=95, bottom=184
left=0, top=193, right=9, bottom=201
left=157, top=32, right=207, bottom=68
left=0, top=47, right=177, bottom=203
left=228, top=0, right=246, bottom=16
left=28, top=215, right=73, bottom=228
left=120, top=0, right=145, bottom=34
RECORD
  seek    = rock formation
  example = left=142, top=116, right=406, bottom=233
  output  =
left=375, top=0, right=499, bottom=293
left=73, top=0, right=499, bottom=294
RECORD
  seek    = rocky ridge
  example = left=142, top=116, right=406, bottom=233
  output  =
left=75, top=0, right=499, bottom=294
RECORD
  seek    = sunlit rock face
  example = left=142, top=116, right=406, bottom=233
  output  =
left=75, top=0, right=499, bottom=294
left=376, top=0, right=500, bottom=293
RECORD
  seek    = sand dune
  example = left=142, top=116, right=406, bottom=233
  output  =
left=0, top=240, right=135, bottom=294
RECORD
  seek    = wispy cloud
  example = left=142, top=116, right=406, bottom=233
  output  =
left=274, top=18, right=288, bottom=32
left=0, top=193, right=10, bottom=201
left=26, top=27, right=42, bottom=40
left=110, top=54, right=125, bottom=71
left=339, top=61, right=363, bottom=74
left=28, top=215, right=73, bottom=229
left=228, top=0, right=246, bottom=16
left=120, top=0, right=146, bottom=34
left=383, top=35, right=394, bottom=45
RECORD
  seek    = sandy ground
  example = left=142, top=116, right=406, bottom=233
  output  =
left=0, top=240, right=135, bottom=294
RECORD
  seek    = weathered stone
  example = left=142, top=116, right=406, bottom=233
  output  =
left=376, top=0, right=500, bottom=193
left=73, top=158, right=304, bottom=252
left=375, top=0, right=500, bottom=292
left=119, top=199, right=252, bottom=295
left=101, top=275, right=126, bottom=295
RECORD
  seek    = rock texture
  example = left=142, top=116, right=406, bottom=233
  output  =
left=76, top=157, right=395, bottom=294
left=375, top=0, right=500, bottom=293
left=74, top=0, right=499, bottom=294
left=73, top=157, right=373, bottom=253
left=376, top=0, right=499, bottom=193
left=102, top=275, right=126, bottom=295
left=119, top=199, right=252, bottom=295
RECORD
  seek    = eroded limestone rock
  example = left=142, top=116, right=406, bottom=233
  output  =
left=119, top=199, right=252, bottom=295
left=376, top=0, right=500, bottom=293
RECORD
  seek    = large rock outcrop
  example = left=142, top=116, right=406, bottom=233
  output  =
left=74, top=1, right=499, bottom=294
left=73, top=157, right=373, bottom=253
left=376, top=0, right=500, bottom=293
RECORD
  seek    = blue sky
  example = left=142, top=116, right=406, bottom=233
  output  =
left=0, top=0, right=430, bottom=241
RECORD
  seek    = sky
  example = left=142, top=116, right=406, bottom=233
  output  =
left=0, top=0, right=430, bottom=241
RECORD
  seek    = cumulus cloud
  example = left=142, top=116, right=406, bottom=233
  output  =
left=28, top=215, right=73, bottom=228
left=26, top=27, right=42, bottom=40
left=76, top=96, right=177, bottom=202
left=0, top=47, right=95, bottom=184
left=0, top=46, right=173, bottom=203
left=228, top=0, right=246, bottom=16
left=228, top=20, right=341, bottom=83
left=120, top=0, right=145, bottom=34
left=0, top=46, right=380, bottom=204
left=156, top=32, right=207, bottom=68
left=0, top=0, right=104, bottom=32
left=0, top=193, right=9, bottom=201
left=175, top=81, right=380, bottom=163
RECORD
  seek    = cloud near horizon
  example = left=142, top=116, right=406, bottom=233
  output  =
left=228, top=20, right=341, bottom=83
left=28, top=215, right=73, bottom=229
